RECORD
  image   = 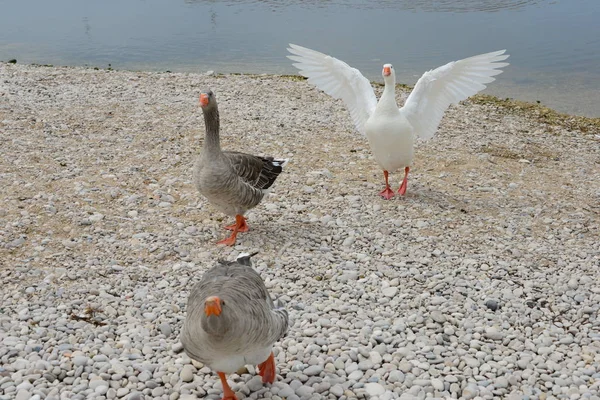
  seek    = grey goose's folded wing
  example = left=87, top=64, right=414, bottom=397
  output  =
left=224, top=151, right=287, bottom=191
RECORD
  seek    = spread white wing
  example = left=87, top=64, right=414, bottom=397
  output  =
left=400, top=50, right=510, bottom=140
left=287, top=44, right=378, bottom=135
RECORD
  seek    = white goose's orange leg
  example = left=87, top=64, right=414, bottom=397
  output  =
left=258, top=351, right=276, bottom=384
left=217, top=214, right=245, bottom=246
left=217, top=371, right=238, bottom=400
left=379, top=170, right=395, bottom=200
left=398, top=167, right=410, bottom=196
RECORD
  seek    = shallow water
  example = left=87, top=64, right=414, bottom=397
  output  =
left=1, top=0, right=598, bottom=116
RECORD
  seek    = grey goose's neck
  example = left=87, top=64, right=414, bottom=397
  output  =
left=202, top=106, right=221, bottom=153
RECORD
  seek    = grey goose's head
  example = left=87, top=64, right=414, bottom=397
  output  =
left=199, top=89, right=217, bottom=111
left=200, top=295, right=233, bottom=336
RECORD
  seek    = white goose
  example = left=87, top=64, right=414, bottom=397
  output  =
left=287, top=44, right=509, bottom=199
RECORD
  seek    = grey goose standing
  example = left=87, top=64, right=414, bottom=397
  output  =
left=180, top=252, right=289, bottom=400
left=194, top=90, right=288, bottom=246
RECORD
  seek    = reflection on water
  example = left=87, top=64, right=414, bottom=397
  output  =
left=0, top=0, right=598, bottom=116
left=82, top=17, right=91, bottom=39
left=185, top=0, right=542, bottom=13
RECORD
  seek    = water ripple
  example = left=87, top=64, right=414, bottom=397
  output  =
left=185, top=0, right=545, bottom=13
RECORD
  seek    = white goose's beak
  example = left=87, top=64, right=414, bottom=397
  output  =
left=383, top=66, right=391, bottom=77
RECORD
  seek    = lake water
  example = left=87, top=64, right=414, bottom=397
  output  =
left=1, top=0, right=599, bottom=117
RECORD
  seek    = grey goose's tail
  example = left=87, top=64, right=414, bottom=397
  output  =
left=258, top=157, right=289, bottom=192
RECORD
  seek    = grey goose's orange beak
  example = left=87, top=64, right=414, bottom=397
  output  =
left=199, top=93, right=209, bottom=107
left=204, top=296, right=222, bottom=317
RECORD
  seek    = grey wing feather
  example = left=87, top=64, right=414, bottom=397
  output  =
left=224, top=151, right=286, bottom=191
left=270, top=306, right=289, bottom=341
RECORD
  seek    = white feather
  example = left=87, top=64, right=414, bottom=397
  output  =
left=287, top=44, right=377, bottom=135
left=401, top=50, right=510, bottom=140
left=273, top=158, right=289, bottom=168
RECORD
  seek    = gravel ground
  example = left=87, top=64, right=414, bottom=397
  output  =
left=0, top=63, right=599, bottom=400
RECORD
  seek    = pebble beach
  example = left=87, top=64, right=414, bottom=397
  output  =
left=0, top=63, right=599, bottom=400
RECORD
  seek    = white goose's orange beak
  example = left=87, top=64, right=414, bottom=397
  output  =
left=199, top=93, right=209, bottom=107
left=204, top=296, right=222, bottom=317
left=383, top=66, right=391, bottom=77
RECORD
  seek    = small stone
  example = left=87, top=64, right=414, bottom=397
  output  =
left=348, top=370, right=364, bottom=380
left=8, top=237, right=25, bottom=248
left=314, top=381, right=330, bottom=393
left=15, top=390, right=31, bottom=400
left=303, top=365, right=323, bottom=376
left=89, top=213, right=104, bottom=222
left=342, top=236, right=355, bottom=246
left=462, top=383, right=479, bottom=399
left=365, top=382, right=386, bottom=396
left=89, top=379, right=108, bottom=390
left=388, top=370, right=404, bottom=383
left=484, top=326, right=504, bottom=340
left=464, top=356, right=480, bottom=368
left=137, top=370, right=151, bottom=382
left=127, top=393, right=144, bottom=400
left=398, top=361, right=412, bottom=373
left=158, top=322, right=172, bottom=336
left=330, top=384, right=344, bottom=397
left=567, top=279, right=578, bottom=289
left=73, top=356, right=88, bottom=366
left=430, top=310, right=446, bottom=323
left=172, top=342, right=184, bottom=353
left=485, top=299, right=500, bottom=311
left=278, top=386, right=295, bottom=398
left=180, top=365, right=195, bottom=382
left=95, top=385, right=109, bottom=395
left=495, top=376, right=509, bottom=388
left=431, top=378, right=444, bottom=391
left=295, top=386, right=315, bottom=397
left=537, top=346, right=553, bottom=355
left=246, top=376, right=263, bottom=392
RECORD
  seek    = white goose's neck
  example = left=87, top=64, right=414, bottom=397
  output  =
left=376, top=75, right=399, bottom=115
